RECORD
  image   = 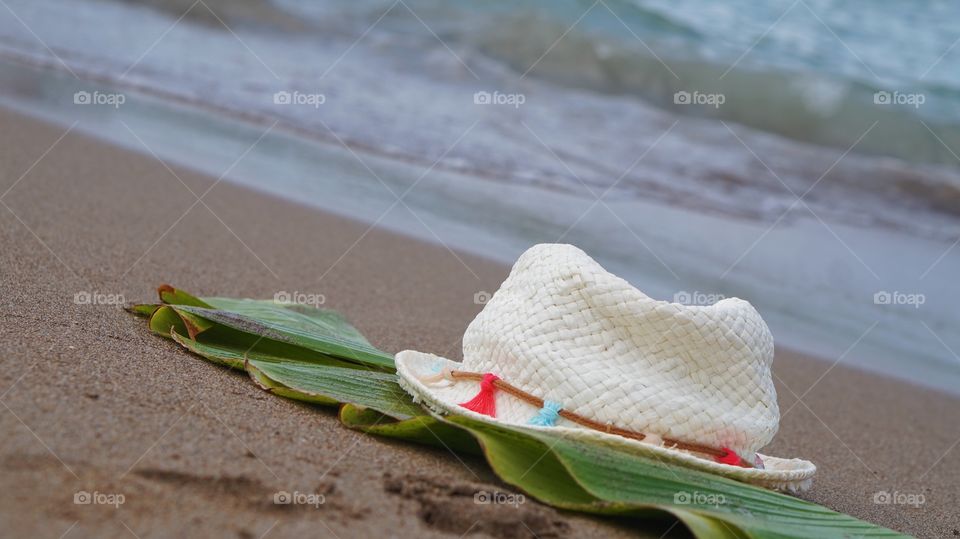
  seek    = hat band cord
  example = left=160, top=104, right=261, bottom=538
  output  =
left=423, top=367, right=754, bottom=469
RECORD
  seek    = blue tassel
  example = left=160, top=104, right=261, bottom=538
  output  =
left=528, top=400, right=562, bottom=426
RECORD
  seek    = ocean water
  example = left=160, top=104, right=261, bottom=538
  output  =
left=270, top=0, right=960, bottom=166
left=1, top=0, right=959, bottom=394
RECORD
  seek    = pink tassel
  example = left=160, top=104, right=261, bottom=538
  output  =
left=459, top=373, right=499, bottom=417
left=715, top=447, right=744, bottom=466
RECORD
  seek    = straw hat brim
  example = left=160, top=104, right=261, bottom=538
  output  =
left=396, top=350, right=816, bottom=493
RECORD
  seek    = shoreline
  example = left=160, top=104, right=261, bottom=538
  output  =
left=0, top=78, right=946, bottom=398
left=0, top=61, right=949, bottom=400
left=3, top=54, right=959, bottom=398
left=1, top=106, right=958, bottom=537
left=0, top=46, right=954, bottom=244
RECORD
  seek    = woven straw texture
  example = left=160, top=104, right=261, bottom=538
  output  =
left=396, top=243, right=816, bottom=491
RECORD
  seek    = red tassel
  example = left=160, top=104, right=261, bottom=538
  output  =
left=459, top=373, right=499, bottom=417
left=715, top=447, right=744, bottom=466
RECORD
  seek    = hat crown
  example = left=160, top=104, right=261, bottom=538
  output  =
left=462, top=243, right=779, bottom=458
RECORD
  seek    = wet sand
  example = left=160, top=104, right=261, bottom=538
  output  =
left=0, top=107, right=957, bottom=537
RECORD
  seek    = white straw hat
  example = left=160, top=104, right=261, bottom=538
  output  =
left=396, top=244, right=815, bottom=492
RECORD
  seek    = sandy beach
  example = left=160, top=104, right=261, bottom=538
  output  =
left=0, top=107, right=957, bottom=537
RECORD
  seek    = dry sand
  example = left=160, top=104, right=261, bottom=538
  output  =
left=0, top=107, right=957, bottom=538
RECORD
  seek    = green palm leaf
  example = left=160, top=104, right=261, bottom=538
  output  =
left=128, top=286, right=908, bottom=539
